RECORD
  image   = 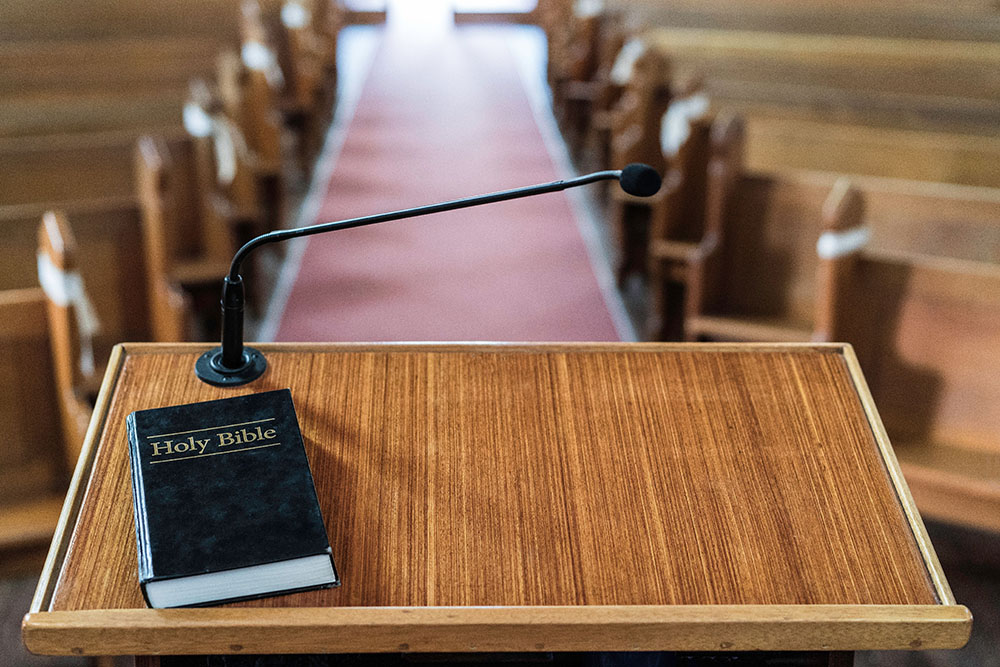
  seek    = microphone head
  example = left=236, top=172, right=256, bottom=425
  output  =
left=619, top=163, right=662, bottom=197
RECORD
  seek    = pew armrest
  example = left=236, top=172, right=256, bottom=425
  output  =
left=649, top=239, right=700, bottom=264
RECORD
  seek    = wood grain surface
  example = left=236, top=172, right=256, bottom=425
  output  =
left=24, top=343, right=971, bottom=653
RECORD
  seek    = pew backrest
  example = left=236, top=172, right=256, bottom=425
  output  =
left=133, top=136, right=197, bottom=342
left=708, top=171, right=836, bottom=326
left=833, top=251, right=1000, bottom=452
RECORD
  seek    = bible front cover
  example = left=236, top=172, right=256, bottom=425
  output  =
left=126, top=389, right=339, bottom=608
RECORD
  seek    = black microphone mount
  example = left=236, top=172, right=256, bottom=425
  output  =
left=195, top=164, right=662, bottom=386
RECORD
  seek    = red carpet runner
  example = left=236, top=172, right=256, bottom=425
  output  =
left=274, top=21, right=621, bottom=342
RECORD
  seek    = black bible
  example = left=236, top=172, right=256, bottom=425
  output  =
left=126, top=389, right=339, bottom=608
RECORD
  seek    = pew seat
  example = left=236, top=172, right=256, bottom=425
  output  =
left=685, top=315, right=812, bottom=344
left=0, top=495, right=64, bottom=576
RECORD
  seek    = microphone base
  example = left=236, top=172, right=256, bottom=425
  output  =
left=195, top=346, right=268, bottom=386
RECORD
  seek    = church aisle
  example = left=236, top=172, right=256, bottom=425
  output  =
left=272, top=5, right=624, bottom=343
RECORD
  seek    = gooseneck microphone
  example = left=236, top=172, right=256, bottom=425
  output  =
left=195, top=163, right=662, bottom=385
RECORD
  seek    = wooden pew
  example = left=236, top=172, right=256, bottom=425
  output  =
left=0, top=196, right=141, bottom=291
left=0, top=288, right=68, bottom=573
left=241, top=0, right=322, bottom=174
left=643, top=28, right=1000, bottom=112
left=603, top=26, right=1000, bottom=187
left=682, top=162, right=1000, bottom=342
left=217, top=50, right=287, bottom=231
left=826, top=248, right=1000, bottom=532
left=556, top=10, right=628, bottom=158
left=0, top=199, right=154, bottom=357
left=606, top=62, right=694, bottom=287
left=275, top=0, right=340, bottom=136
left=185, top=78, right=269, bottom=240
left=685, top=175, right=862, bottom=343
left=644, top=110, right=735, bottom=340
left=548, top=6, right=603, bottom=122
left=642, top=30, right=1000, bottom=184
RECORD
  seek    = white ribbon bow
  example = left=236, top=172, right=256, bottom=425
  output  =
left=660, top=93, right=710, bottom=157
left=37, top=249, right=101, bottom=377
left=816, top=226, right=871, bottom=259
left=241, top=41, right=285, bottom=88
left=573, top=0, right=604, bottom=18
left=183, top=102, right=249, bottom=186
left=610, top=39, right=646, bottom=86
left=281, top=1, right=311, bottom=28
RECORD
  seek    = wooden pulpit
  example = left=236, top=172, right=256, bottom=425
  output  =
left=22, top=342, right=971, bottom=663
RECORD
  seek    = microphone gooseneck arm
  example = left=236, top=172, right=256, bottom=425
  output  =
left=226, top=169, right=624, bottom=281
left=198, top=164, right=661, bottom=386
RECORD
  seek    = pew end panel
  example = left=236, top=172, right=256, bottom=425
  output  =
left=0, top=288, right=70, bottom=562
left=36, top=212, right=99, bottom=467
